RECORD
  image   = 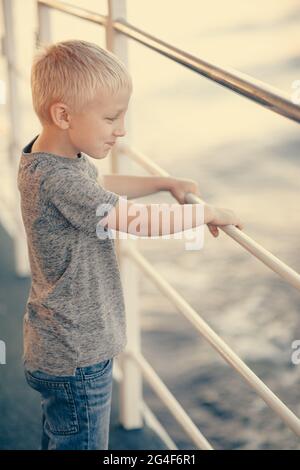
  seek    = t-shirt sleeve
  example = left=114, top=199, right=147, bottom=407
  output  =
left=41, top=167, right=119, bottom=239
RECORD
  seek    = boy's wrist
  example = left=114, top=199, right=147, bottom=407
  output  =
left=204, top=204, right=215, bottom=224
left=156, top=176, right=177, bottom=193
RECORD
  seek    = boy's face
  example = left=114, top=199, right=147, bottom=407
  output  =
left=67, top=87, right=131, bottom=159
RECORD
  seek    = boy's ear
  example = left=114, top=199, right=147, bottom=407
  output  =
left=49, top=102, right=71, bottom=130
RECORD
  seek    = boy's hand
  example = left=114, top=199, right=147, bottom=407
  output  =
left=168, top=178, right=220, bottom=239
left=167, top=177, right=244, bottom=239
left=168, top=177, right=201, bottom=204
left=207, top=224, right=220, bottom=238
left=207, top=206, right=244, bottom=238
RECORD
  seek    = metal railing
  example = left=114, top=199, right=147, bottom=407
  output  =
left=3, top=0, right=300, bottom=450
left=117, top=147, right=300, bottom=439
left=37, top=0, right=300, bottom=124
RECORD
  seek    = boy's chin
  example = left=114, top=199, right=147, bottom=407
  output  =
left=88, top=151, right=108, bottom=160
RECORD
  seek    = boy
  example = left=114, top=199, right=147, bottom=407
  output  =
left=18, top=40, right=243, bottom=450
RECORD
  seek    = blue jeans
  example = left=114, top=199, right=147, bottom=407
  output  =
left=24, top=358, right=114, bottom=450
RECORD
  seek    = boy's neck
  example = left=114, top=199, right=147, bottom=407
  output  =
left=32, top=127, right=80, bottom=159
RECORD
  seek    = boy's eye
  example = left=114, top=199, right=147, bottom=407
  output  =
left=106, top=117, right=116, bottom=122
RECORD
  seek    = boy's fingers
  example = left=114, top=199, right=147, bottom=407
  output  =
left=208, top=224, right=219, bottom=237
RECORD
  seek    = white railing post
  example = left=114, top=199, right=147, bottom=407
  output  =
left=106, top=0, right=143, bottom=429
left=36, top=1, right=52, bottom=46
left=2, top=0, right=29, bottom=276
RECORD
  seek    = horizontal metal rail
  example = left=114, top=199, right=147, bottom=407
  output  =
left=38, top=0, right=107, bottom=26
left=38, top=0, right=300, bottom=124
left=113, top=361, right=178, bottom=450
left=123, top=245, right=300, bottom=438
left=123, top=350, right=214, bottom=449
left=118, top=144, right=300, bottom=292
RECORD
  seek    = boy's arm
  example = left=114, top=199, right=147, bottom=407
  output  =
left=100, top=174, right=174, bottom=199
left=98, top=200, right=243, bottom=238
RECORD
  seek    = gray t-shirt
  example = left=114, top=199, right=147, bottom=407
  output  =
left=18, top=135, right=127, bottom=376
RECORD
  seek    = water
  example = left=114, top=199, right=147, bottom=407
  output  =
left=0, top=0, right=299, bottom=449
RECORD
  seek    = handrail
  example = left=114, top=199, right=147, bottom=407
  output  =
left=123, top=245, right=300, bottom=438
left=118, top=144, right=300, bottom=292
left=112, top=361, right=179, bottom=449
left=38, top=0, right=107, bottom=26
left=37, top=0, right=300, bottom=124
left=113, top=20, right=300, bottom=124
left=123, top=350, right=214, bottom=450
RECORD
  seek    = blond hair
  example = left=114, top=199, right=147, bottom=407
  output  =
left=31, top=39, right=132, bottom=124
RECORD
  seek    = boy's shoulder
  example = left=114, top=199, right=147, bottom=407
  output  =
left=20, top=151, right=98, bottom=180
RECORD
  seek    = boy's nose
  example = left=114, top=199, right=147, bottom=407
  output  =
left=114, top=127, right=126, bottom=137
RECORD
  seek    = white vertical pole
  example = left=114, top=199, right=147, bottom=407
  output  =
left=36, top=2, right=52, bottom=46
left=2, top=0, right=29, bottom=276
left=106, top=0, right=143, bottom=429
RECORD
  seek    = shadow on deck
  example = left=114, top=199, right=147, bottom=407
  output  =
left=0, top=223, right=167, bottom=450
